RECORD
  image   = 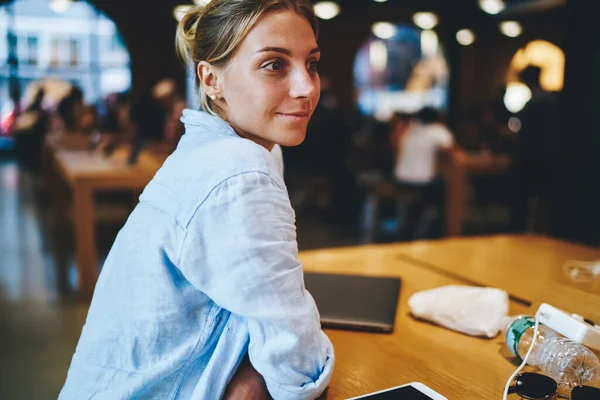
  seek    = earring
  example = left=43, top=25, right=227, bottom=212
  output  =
left=210, top=95, right=216, bottom=100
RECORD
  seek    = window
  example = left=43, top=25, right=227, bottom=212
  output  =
left=0, top=0, right=132, bottom=106
left=353, top=24, right=449, bottom=119
left=69, top=38, right=78, bottom=66
left=26, top=36, right=38, bottom=65
left=50, top=38, right=60, bottom=67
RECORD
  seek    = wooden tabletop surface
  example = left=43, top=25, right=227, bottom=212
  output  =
left=52, top=147, right=167, bottom=187
left=46, top=143, right=169, bottom=300
left=300, top=246, right=530, bottom=399
left=298, top=236, right=600, bottom=399
left=396, top=235, right=600, bottom=317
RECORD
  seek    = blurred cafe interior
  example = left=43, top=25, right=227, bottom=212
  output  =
left=1, top=0, right=599, bottom=399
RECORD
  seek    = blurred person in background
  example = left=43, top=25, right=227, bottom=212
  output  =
left=101, top=92, right=120, bottom=134
left=511, top=65, right=560, bottom=232
left=99, top=91, right=133, bottom=155
left=56, top=85, right=84, bottom=133
left=100, top=92, right=129, bottom=136
left=128, top=79, right=185, bottom=162
left=79, top=105, right=103, bottom=150
left=154, top=79, right=186, bottom=152
left=59, top=1, right=333, bottom=399
left=13, top=88, right=49, bottom=172
left=357, top=112, right=415, bottom=242
left=127, top=84, right=165, bottom=162
left=130, top=84, right=167, bottom=142
left=394, top=106, right=454, bottom=239
left=114, top=92, right=133, bottom=136
left=389, top=112, right=413, bottom=152
left=79, top=105, right=98, bottom=134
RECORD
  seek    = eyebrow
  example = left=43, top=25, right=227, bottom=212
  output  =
left=255, top=47, right=321, bottom=56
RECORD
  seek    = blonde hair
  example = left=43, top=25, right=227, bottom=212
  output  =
left=176, top=0, right=318, bottom=117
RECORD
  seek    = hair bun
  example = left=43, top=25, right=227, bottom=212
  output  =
left=176, top=6, right=203, bottom=66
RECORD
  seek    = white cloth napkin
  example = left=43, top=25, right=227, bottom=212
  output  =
left=408, top=285, right=509, bottom=338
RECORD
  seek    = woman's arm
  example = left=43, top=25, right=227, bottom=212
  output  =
left=178, top=171, right=334, bottom=400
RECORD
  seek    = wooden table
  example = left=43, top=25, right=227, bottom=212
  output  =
left=299, top=237, right=600, bottom=399
left=300, top=246, right=530, bottom=399
left=397, top=235, right=600, bottom=318
left=49, top=146, right=167, bottom=300
left=444, top=151, right=512, bottom=236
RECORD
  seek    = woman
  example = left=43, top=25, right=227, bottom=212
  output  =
left=59, top=1, right=334, bottom=399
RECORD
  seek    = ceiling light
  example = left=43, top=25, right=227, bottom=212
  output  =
left=500, top=21, right=523, bottom=38
left=372, top=22, right=397, bottom=39
left=504, top=82, right=531, bottom=113
left=314, top=2, right=340, bottom=20
left=479, top=0, right=506, bottom=15
left=173, top=5, right=193, bottom=21
left=508, top=117, right=522, bottom=133
left=456, top=29, right=476, bottom=46
left=413, top=12, right=438, bottom=30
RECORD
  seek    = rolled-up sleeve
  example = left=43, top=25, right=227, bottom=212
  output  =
left=177, top=171, right=334, bottom=400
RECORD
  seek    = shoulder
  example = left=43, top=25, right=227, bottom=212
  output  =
left=141, top=133, right=283, bottom=226
left=185, top=134, right=277, bottom=178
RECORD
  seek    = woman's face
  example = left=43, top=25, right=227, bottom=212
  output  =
left=213, top=10, right=320, bottom=150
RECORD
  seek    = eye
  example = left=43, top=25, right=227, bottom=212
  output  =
left=308, top=60, right=320, bottom=73
left=263, top=60, right=285, bottom=72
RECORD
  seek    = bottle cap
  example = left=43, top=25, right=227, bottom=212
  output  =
left=506, top=316, right=535, bottom=360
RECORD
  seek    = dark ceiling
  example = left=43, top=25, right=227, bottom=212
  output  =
left=0, top=0, right=567, bottom=98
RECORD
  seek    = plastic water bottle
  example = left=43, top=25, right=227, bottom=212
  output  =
left=504, top=316, right=600, bottom=395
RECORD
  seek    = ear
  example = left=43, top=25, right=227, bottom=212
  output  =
left=197, top=61, right=222, bottom=99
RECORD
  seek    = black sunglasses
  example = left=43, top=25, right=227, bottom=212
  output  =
left=508, top=373, right=600, bottom=399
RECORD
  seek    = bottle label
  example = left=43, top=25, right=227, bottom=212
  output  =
left=506, top=316, right=535, bottom=360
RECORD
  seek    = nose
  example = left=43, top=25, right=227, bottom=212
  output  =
left=289, top=66, right=319, bottom=101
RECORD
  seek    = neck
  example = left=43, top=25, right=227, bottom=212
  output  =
left=213, top=106, right=275, bottom=151
left=232, top=126, right=275, bottom=151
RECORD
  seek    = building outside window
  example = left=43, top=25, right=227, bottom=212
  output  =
left=26, top=35, right=38, bottom=65
left=69, top=38, right=78, bottom=66
left=0, top=0, right=131, bottom=108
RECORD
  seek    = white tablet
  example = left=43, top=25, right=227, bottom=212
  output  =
left=346, top=382, right=448, bottom=400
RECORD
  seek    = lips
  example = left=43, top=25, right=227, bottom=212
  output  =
left=277, top=111, right=311, bottom=123
left=279, top=111, right=310, bottom=117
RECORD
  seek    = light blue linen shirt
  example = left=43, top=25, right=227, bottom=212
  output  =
left=59, top=109, right=334, bottom=399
